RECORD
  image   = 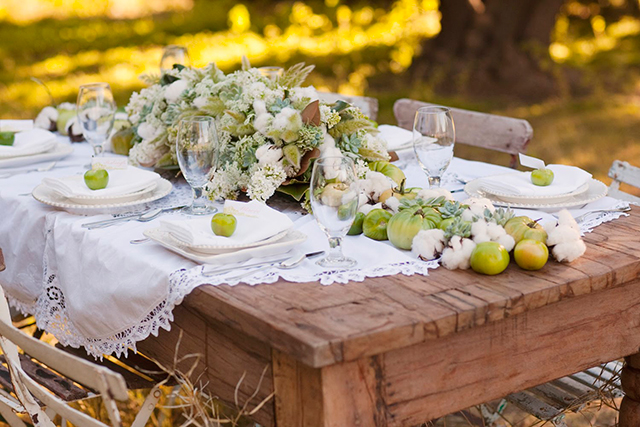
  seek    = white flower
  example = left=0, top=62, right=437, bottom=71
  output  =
left=164, top=80, right=188, bottom=103
left=35, top=106, right=58, bottom=130
left=246, top=164, right=287, bottom=202
left=272, top=107, right=303, bottom=142
left=138, top=122, right=162, bottom=142
left=354, top=158, right=369, bottom=179
left=412, top=229, right=446, bottom=260
left=320, top=105, right=340, bottom=129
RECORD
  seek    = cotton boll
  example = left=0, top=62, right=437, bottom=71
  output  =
left=164, top=80, right=188, bottom=103
left=416, top=188, right=454, bottom=201
left=138, top=122, right=161, bottom=142
left=256, top=145, right=283, bottom=165
left=486, top=222, right=506, bottom=240
left=556, top=209, right=581, bottom=232
left=471, top=221, right=488, bottom=239
left=465, top=197, right=495, bottom=217
left=547, top=225, right=581, bottom=246
left=193, top=96, right=208, bottom=109
left=552, top=239, right=586, bottom=263
left=253, top=100, right=268, bottom=116
left=385, top=196, right=400, bottom=213
left=412, top=229, right=446, bottom=260
left=357, top=192, right=370, bottom=208
left=359, top=202, right=382, bottom=215
left=462, top=209, right=475, bottom=222
left=35, top=106, right=58, bottom=130
left=441, top=236, right=476, bottom=270
left=496, top=234, right=516, bottom=252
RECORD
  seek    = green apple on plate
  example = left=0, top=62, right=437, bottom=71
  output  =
left=84, top=169, right=109, bottom=190
left=211, top=213, right=237, bottom=237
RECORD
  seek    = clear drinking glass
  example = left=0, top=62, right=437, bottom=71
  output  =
left=160, top=45, right=190, bottom=72
left=310, top=156, right=359, bottom=269
left=413, top=106, right=455, bottom=188
left=258, top=66, right=284, bottom=81
left=176, top=116, right=218, bottom=215
left=76, top=83, right=117, bottom=157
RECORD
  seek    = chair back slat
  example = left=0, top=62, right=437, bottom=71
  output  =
left=608, top=160, right=640, bottom=204
left=318, top=92, right=379, bottom=121
left=393, top=98, right=533, bottom=167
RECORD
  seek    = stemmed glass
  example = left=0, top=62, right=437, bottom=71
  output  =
left=160, top=45, right=190, bottom=72
left=413, top=106, right=455, bottom=188
left=258, top=66, right=284, bottom=81
left=76, top=83, right=117, bottom=157
left=176, top=116, right=218, bottom=215
left=310, top=156, right=359, bottom=269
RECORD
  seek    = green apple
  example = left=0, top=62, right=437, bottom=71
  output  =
left=84, top=169, right=109, bottom=190
left=211, top=213, right=237, bottom=237
left=531, top=168, right=554, bottom=186
left=0, top=132, right=14, bottom=146
left=514, top=239, right=549, bottom=271
left=56, top=109, right=76, bottom=136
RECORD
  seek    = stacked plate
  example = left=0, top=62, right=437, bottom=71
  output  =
left=144, top=200, right=307, bottom=264
left=32, top=167, right=172, bottom=213
left=465, top=165, right=608, bottom=209
left=0, top=128, right=73, bottom=169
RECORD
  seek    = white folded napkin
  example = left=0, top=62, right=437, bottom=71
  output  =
left=0, top=120, right=34, bottom=132
left=42, top=166, right=160, bottom=198
left=160, top=200, right=293, bottom=246
left=377, top=125, right=413, bottom=151
left=480, top=164, right=592, bottom=197
left=0, top=129, right=57, bottom=158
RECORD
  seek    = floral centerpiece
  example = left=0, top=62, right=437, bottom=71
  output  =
left=124, top=60, right=390, bottom=203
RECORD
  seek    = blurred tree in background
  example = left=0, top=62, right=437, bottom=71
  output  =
left=1, top=0, right=640, bottom=179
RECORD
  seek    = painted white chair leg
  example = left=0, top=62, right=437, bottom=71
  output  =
left=131, top=385, right=162, bottom=427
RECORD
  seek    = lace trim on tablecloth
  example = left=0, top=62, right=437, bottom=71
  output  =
left=4, top=208, right=628, bottom=359
left=579, top=201, right=630, bottom=234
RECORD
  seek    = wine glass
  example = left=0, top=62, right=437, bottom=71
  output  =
left=176, top=116, right=218, bottom=215
left=160, top=45, right=190, bottom=72
left=310, top=156, right=359, bottom=269
left=413, top=106, right=455, bottom=188
left=76, top=83, right=117, bottom=157
left=258, top=66, right=284, bottom=81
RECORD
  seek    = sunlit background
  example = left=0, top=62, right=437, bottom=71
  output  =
left=2, top=0, right=640, bottom=183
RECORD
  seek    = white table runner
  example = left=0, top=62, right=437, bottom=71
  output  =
left=0, top=137, right=630, bottom=358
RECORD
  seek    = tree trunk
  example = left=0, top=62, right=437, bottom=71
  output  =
left=413, top=0, right=566, bottom=101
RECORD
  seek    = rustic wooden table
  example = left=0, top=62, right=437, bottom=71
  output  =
left=138, top=208, right=640, bottom=427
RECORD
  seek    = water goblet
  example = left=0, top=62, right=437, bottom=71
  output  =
left=176, top=116, right=218, bottom=215
left=310, top=156, right=359, bottom=269
left=258, top=66, right=284, bottom=81
left=76, top=83, right=117, bottom=157
left=160, top=45, right=190, bottom=72
left=413, top=106, right=455, bottom=188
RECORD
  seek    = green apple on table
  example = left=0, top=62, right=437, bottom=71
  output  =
left=514, top=239, right=549, bottom=271
left=469, top=241, right=510, bottom=275
left=504, top=216, right=548, bottom=244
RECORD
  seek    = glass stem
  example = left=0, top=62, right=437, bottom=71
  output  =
left=327, top=236, right=344, bottom=260
left=93, top=144, right=104, bottom=157
left=192, top=186, right=206, bottom=212
left=428, top=176, right=441, bottom=188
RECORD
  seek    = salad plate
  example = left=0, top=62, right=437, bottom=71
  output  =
left=143, top=228, right=307, bottom=265
left=0, top=142, right=73, bottom=169
left=163, top=229, right=291, bottom=255
left=64, top=181, right=159, bottom=205
left=477, top=179, right=590, bottom=204
left=32, top=178, right=172, bottom=214
left=465, top=178, right=608, bottom=209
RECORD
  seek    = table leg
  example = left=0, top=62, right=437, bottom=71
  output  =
left=620, top=353, right=640, bottom=426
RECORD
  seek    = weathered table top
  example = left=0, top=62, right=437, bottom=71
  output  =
left=139, top=208, right=640, bottom=426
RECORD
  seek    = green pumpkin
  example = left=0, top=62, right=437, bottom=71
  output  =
left=387, top=208, right=442, bottom=250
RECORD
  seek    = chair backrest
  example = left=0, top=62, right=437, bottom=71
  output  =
left=317, top=92, right=379, bottom=121
left=0, top=284, right=129, bottom=426
left=608, top=160, right=640, bottom=204
left=393, top=98, right=533, bottom=168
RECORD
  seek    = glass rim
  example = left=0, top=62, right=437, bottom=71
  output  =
left=416, top=106, right=451, bottom=114
left=79, top=82, right=111, bottom=90
left=181, top=115, right=214, bottom=123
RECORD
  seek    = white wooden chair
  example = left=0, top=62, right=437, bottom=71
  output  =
left=317, top=91, right=379, bottom=121
left=393, top=98, right=533, bottom=168
left=608, top=160, right=640, bottom=205
left=0, top=249, right=162, bottom=427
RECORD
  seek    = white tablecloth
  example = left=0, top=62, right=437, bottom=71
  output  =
left=0, top=136, right=629, bottom=358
